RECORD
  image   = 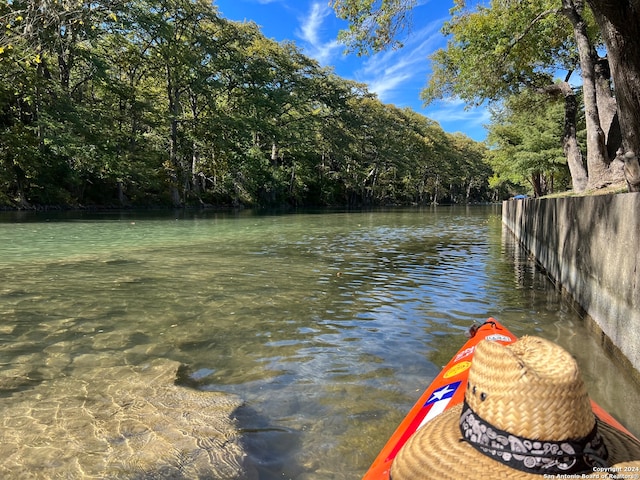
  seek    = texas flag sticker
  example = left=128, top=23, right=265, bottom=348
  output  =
left=385, top=380, right=462, bottom=461
left=417, top=381, right=462, bottom=430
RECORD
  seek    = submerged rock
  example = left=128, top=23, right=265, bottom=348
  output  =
left=0, top=358, right=253, bottom=479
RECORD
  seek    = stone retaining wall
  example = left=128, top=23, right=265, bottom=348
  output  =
left=502, top=193, right=640, bottom=378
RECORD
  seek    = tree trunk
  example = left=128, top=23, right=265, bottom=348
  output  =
left=169, top=113, right=181, bottom=206
left=289, top=162, right=296, bottom=195
left=191, top=143, right=201, bottom=195
left=117, top=181, right=128, bottom=206
left=531, top=172, right=543, bottom=198
left=167, top=71, right=182, bottom=206
left=12, top=164, right=31, bottom=209
left=586, top=0, right=640, bottom=191
left=432, top=175, right=439, bottom=206
left=594, top=58, right=620, bottom=156
left=545, top=82, right=588, bottom=192
left=593, top=58, right=626, bottom=182
left=562, top=0, right=612, bottom=189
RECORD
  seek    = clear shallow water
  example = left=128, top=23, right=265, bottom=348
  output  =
left=0, top=207, right=638, bottom=479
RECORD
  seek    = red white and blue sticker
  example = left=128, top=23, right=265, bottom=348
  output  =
left=386, top=380, right=462, bottom=461
left=417, top=380, right=462, bottom=429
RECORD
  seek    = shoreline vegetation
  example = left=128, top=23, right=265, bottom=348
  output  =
left=1, top=183, right=631, bottom=213
left=0, top=1, right=497, bottom=212
left=4, top=1, right=638, bottom=214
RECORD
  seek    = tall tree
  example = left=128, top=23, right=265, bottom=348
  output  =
left=1, top=0, right=126, bottom=205
left=122, top=0, right=240, bottom=205
left=585, top=0, right=640, bottom=191
left=423, top=0, right=624, bottom=191
left=559, top=0, right=623, bottom=188
left=332, top=0, right=631, bottom=192
left=487, top=91, right=571, bottom=196
left=1, top=0, right=490, bottom=208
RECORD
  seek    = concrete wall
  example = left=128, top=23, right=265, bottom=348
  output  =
left=502, top=194, right=640, bottom=377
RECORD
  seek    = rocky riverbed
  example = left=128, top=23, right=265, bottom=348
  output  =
left=0, top=355, right=253, bottom=479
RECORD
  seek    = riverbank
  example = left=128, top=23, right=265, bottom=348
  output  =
left=541, top=181, right=628, bottom=198
left=502, top=192, right=640, bottom=382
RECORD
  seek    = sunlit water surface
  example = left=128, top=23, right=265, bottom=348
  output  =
left=0, top=207, right=638, bottom=479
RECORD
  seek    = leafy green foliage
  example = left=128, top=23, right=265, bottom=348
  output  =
left=331, top=0, right=634, bottom=195
left=486, top=91, right=572, bottom=196
left=0, top=0, right=492, bottom=208
left=330, top=0, right=417, bottom=55
left=423, top=0, right=576, bottom=106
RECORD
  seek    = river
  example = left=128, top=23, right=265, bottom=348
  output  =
left=0, top=206, right=638, bottom=479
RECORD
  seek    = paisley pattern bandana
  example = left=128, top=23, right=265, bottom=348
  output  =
left=459, top=401, right=609, bottom=474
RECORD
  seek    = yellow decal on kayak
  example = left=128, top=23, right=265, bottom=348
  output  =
left=444, top=361, right=471, bottom=378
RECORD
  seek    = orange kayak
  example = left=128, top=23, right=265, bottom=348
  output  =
left=362, top=318, right=637, bottom=480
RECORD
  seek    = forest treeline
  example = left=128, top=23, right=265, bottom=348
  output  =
left=0, top=0, right=497, bottom=210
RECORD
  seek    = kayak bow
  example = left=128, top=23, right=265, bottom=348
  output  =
left=362, top=318, right=637, bottom=480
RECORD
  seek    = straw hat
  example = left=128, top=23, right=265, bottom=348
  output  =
left=391, top=336, right=640, bottom=479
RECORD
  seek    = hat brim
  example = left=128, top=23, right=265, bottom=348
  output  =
left=391, top=404, right=640, bottom=480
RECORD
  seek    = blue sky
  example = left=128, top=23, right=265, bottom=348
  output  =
left=212, top=0, right=490, bottom=142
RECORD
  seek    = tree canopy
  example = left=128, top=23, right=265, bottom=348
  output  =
left=333, top=0, right=640, bottom=194
left=0, top=0, right=493, bottom=209
left=486, top=91, right=572, bottom=196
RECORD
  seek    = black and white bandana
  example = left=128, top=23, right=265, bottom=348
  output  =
left=459, top=400, right=609, bottom=475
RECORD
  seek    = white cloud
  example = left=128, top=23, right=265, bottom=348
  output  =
left=367, top=73, right=414, bottom=99
left=298, top=2, right=325, bottom=45
left=353, top=17, right=444, bottom=103
left=295, top=1, right=343, bottom=65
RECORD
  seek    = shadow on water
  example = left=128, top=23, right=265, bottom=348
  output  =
left=236, top=405, right=305, bottom=480
left=177, top=365, right=304, bottom=480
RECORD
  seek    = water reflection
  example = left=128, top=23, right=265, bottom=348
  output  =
left=0, top=207, right=638, bottom=479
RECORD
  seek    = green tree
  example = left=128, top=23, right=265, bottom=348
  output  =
left=448, top=133, right=491, bottom=203
left=1, top=0, right=488, bottom=208
left=487, top=92, right=571, bottom=196
left=422, top=0, right=605, bottom=191
left=332, top=0, right=629, bottom=192
left=1, top=0, right=121, bottom=205
left=389, top=108, right=452, bottom=205
left=304, top=75, right=371, bottom=205
left=331, top=0, right=417, bottom=55
left=119, top=0, right=228, bottom=205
